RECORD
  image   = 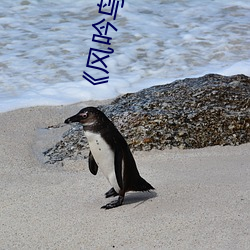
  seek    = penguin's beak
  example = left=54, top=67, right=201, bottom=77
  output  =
left=64, top=114, right=81, bottom=124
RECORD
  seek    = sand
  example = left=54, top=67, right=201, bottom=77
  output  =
left=0, top=101, right=249, bottom=250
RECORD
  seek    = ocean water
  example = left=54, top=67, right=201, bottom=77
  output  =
left=0, top=0, right=249, bottom=112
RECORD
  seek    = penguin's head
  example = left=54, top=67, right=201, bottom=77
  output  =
left=65, top=107, right=109, bottom=129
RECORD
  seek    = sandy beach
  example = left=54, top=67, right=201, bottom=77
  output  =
left=0, top=101, right=249, bottom=249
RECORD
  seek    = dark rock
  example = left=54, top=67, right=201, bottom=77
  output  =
left=43, top=74, right=250, bottom=163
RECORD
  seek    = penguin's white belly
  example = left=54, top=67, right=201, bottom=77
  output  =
left=85, top=131, right=120, bottom=193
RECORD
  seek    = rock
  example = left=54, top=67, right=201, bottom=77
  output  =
left=43, top=74, right=250, bottom=164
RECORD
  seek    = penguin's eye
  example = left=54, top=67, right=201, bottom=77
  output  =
left=79, top=112, right=88, bottom=119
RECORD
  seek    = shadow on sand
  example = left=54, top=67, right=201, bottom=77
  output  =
left=122, top=190, right=157, bottom=208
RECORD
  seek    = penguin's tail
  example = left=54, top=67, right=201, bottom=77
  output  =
left=132, top=176, right=154, bottom=192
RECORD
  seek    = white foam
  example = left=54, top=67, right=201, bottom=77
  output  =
left=218, top=60, right=250, bottom=76
left=0, top=0, right=250, bottom=112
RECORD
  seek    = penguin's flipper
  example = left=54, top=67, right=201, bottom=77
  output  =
left=101, top=196, right=124, bottom=209
left=114, top=146, right=123, bottom=190
left=105, top=187, right=118, bottom=198
left=88, top=151, right=98, bottom=175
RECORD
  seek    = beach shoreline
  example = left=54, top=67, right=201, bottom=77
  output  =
left=0, top=102, right=249, bottom=249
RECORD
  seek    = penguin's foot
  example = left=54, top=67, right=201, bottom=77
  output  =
left=105, top=187, right=118, bottom=198
left=101, top=196, right=124, bottom=209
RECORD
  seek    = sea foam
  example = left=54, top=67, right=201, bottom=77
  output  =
left=0, top=0, right=249, bottom=112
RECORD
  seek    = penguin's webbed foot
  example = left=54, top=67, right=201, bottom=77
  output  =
left=105, top=187, right=118, bottom=198
left=101, top=196, right=124, bottom=209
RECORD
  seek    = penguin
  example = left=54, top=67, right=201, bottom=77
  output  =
left=64, top=107, right=154, bottom=209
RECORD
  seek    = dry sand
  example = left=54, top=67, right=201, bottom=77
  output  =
left=0, top=101, right=249, bottom=249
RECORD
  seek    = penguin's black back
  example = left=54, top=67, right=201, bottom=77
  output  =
left=102, top=122, right=154, bottom=192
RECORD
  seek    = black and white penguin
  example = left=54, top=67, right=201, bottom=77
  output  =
left=65, top=107, right=154, bottom=209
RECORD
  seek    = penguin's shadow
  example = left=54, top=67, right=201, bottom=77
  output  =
left=122, top=191, right=157, bottom=208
